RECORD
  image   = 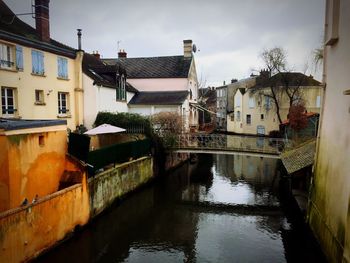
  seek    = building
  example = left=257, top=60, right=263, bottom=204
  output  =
left=215, top=83, right=227, bottom=131
left=307, top=0, right=350, bottom=262
left=0, top=0, right=83, bottom=130
left=103, top=40, right=199, bottom=131
left=227, top=72, right=322, bottom=136
left=198, top=87, right=216, bottom=130
left=82, top=52, right=138, bottom=129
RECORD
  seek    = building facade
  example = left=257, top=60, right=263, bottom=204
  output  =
left=227, top=72, right=322, bottom=136
left=103, top=40, right=199, bottom=131
left=308, top=0, right=350, bottom=262
left=0, top=0, right=83, bottom=130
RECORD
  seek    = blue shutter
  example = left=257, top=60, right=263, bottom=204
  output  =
left=39, top=51, right=44, bottom=74
left=16, top=46, right=23, bottom=70
left=63, top=59, right=68, bottom=78
left=57, top=57, right=62, bottom=77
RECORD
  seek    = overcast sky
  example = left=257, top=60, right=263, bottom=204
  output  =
left=4, top=0, right=325, bottom=86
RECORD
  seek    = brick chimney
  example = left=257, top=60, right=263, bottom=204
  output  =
left=118, top=50, right=127, bottom=58
left=92, top=51, right=100, bottom=59
left=259, top=69, right=271, bottom=79
left=35, top=0, right=50, bottom=42
left=183, top=39, right=192, bottom=58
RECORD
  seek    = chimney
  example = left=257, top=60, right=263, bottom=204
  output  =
left=77, top=29, right=82, bottom=50
left=231, top=79, right=238, bottom=83
left=35, top=0, right=50, bottom=42
left=118, top=49, right=127, bottom=58
left=183, top=39, right=192, bottom=58
left=259, top=69, right=271, bottom=79
left=223, top=81, right=226, bottom=85
left=93, top=51, right=100, bottom=59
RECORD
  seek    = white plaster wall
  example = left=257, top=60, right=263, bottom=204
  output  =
left=127, top=78, right=187, bottom=91
left=83, top=74, right=131, bottom=129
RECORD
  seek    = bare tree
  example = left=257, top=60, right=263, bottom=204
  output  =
left=253, top=47, right=315, bottom=124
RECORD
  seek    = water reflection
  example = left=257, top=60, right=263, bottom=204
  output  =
left=36, top=154, right=325, bottom=263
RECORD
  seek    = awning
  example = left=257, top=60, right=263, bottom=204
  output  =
left=84, top=124, right=126, bottom=135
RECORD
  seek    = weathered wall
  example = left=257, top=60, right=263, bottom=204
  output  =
left=0, top=129, right=69, bottom=212
left=88, top=157, right=153, bottom=216
left=308, top=1, right=350, bottom=262
left=0, top=181, right=90, bottom=263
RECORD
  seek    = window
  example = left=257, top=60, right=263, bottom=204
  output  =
left=57, top=57, right=68, bottom=79
left=236, top=111, right=241, bottom=121
left=261, top=114, right=264, bottom=121
left=0, top=43, right=14, bottom=69
left=235, top=95, right=241, bottom=107
left=316, top=95, right=321, bottom=108
left=248, top=97, right=255, bottom=108
left=35, top=90, right=45, bottom=104
left=32, top=50, right=44, bottom=75
left=246, top=114, right=251, bottom=125
left=265, top=96, right=271, bottom=109
left=16, top=46, right=23, bottom=70
left=58, top=92, right=69, bottom=114
left=39, top=135, right=45, bottom=146
left=230, top=113, right=235, bottom=121
left=1, top=87, right=16, bottom=116
left=116, top=74, right=126, bottom=101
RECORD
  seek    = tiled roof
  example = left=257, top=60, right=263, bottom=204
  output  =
left=0, top=118, right=66, bottom=131
left=82, top=53, right=137, bottom=93
left=0, top=0, right=76, bottom=58
left=128, top=91, right=188, bottom=105
left=253, top=72, right=321, bottom=89
left=103, top=56, right=192, bottom=79
left=281, top=140, right=316, bottom=174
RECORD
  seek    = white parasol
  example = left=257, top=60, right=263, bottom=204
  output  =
left=84, top=124, right=126, bottom=135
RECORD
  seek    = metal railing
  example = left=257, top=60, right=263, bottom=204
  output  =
left=172, top=133, right=291, bottom=155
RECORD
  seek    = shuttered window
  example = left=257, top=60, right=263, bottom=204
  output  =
left=57, top=57, right=68, bottom=79
left=0, top=43, right=14, bottom=69
left=31, top=50, right=44, bottom=75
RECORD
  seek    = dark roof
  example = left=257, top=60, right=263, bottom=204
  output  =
left=199, top=88, right=216, bottom=104
left=103, top=55, right=192, bottom=79
left=253, top=72, right=321, bottom=89
left=281, top=140, right=316, bottom=174
left=0, top=0, right=76, bottom=58
left=128, top=91, right=188, bottom=105
left=0, top=118, right=66, bottom=131
left=82, top=53, right=137, bottom=93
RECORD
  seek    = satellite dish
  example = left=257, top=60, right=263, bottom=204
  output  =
left=192, top=44, right=197, bottom=53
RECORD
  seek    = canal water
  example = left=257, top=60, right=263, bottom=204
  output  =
left=36, top=154, right=326, bottom=263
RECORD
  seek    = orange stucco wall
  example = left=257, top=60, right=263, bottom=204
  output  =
left=0, top=180, right=90, bottom=263
left=0, top=136, right=10, bottom=211
left=0, top=130, right=68, bottom=212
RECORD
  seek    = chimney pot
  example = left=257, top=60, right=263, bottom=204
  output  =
left=35, top=0, right=50, bottom=42
left=93, top=51, right=100, bottom=59
left=77, top=29, right=82, bottom=50
left=118, top=50, right=127, bottom=58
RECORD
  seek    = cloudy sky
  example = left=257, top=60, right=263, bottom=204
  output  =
left=4, top=0, right=325, bottom=86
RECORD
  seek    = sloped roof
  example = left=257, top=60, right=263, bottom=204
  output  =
left=103, top=55, right=192, bottom=79
left=281, top=140, right=316, bottom=174
left=82, top=53, right=137, bottom=93
left=128, top=91, right=188, bottom=105
left=0, top=0, right=76, bottom=58
left=0, top=118, right=66, bottom=131
left=253, top=72, right=321, bottom=89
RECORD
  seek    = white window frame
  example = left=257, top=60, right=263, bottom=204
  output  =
left=316, top=95, right=321, bottom=108
left=0, top=43, right=15, bottom=70
left=58, top=92, right=69, bottom=115
left=35, top=90, right=45, bottom=105
left=1, top=87, right=16, bottom=117
left=248, top=97, right=255, bottom=108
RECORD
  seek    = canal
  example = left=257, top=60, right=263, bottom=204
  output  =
left=36, top=154, right=326, bottom=263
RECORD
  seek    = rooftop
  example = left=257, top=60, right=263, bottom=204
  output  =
left=281, top=140, right=316, bottom=174
left=0, top=118, right=67, bottom=131
left=0, top=0, right=76, bottom=58
left=103, top=55, right=192, bottom=79
left=128, top=90, right=188, bottom=105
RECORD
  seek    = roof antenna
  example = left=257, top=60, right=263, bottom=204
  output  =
left=117, top=40, right=121, bottom=51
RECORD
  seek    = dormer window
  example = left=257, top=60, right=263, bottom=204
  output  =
left=116, top=74, right=126, bottom=101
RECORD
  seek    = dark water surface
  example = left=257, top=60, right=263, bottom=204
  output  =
left=36, top=154, right=326, bottom=263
